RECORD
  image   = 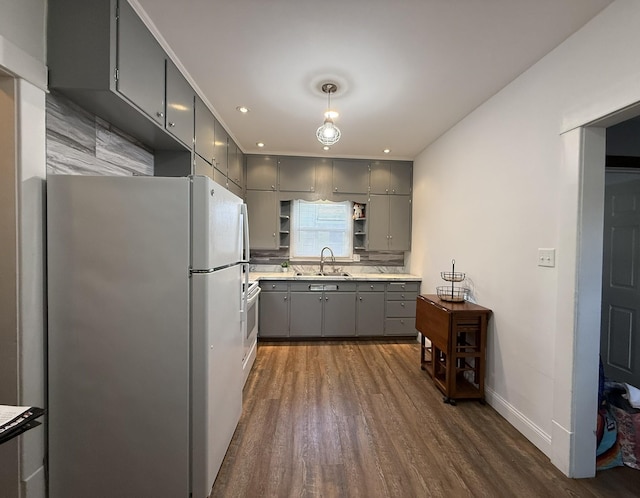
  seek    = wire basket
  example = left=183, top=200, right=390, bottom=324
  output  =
left=440, top=271, right=465, bottom=282
left=436, top=285, right=469, bottom=302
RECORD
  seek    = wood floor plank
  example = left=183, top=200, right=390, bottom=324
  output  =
left=211, top=341, right=640, bottom=498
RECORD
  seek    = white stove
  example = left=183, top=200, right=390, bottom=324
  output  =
left=242, top=280, right=260, bottom=385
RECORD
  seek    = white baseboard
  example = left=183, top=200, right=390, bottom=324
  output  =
left=485, top=386, right=553, bottom=458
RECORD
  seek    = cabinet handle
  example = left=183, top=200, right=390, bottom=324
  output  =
left=400, top=294, right=405, bottom=299
left=284, top=296, right=287, bottom=301
left=334, top=187, right=338, bottom=191
left=319, top=296, right=322, bottom=301
left=325, top=296, right=329, bottom=301
left=370, top=285, right=374, bottom=289
left=359, top=297, right=363, bottom=301
left=271, top=185, right=276, bottom=190
left=168, top=122, right=176, bottom=128
left=156, top=111, right=164, bottom=118
left=400, top=319, right=404, bottom=324
left=272, top=284, right=276, bottom=289
left=401, top=302, right=405, bottom=307
left=385, top=188, right=388, bottom=193
left=273, top=233, right=276, bottom=237
left=392, top=189, right=396, bottom=194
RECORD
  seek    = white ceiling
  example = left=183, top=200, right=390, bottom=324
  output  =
left=133, top=0, right=613, bottom=160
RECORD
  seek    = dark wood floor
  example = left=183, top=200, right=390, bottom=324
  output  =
left=211, top=340, right=640, bottom=497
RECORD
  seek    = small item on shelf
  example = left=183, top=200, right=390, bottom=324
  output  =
left=280, top=261, right=290, bottom=272
left=437, top=259, right=469, bottom=302
left=353, top=202, right=365, bottom=220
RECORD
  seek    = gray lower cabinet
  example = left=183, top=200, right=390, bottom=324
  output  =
left=259, top=283, right=289, bottom=337
left=368, top=195, right=411, bottom=251
left=385, top=282, right=419, bottom=336
left=357, top=283, right=385, bottom=336
left=289, top=282, right=356, bottom=337
left=246, top=190, right=278, bottom=249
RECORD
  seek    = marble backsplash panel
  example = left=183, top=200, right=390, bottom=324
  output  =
left=250, top=248, right=405, bottom=267
left=46, top=92, right=153, bottom=176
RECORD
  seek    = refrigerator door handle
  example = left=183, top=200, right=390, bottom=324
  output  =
left=241, top=262, right=249, bottom=322
left=240, top=203, right=250, bottom=263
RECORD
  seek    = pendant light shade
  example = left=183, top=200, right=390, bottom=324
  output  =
left=316, top=83, right=341, bottom=146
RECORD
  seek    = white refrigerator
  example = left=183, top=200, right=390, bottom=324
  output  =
left=47, top=175, right=249, bottom=498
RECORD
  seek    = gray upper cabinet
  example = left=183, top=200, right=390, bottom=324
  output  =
left=245, top=190, right=278, bottom=249
left=165, top=61, right=194, bottom=148
left=228, top=140, right=243, bottom=188
left=278, top=157, right=316, bottom=192
left=370, top=161, right=412, bottom=195
left=213, top=119, right=229, bottom=175
left=48, top=0, right=190, bottom=151
left=368, top=194, right=411, bottom=251
left=246, top=155, right=278, bottom=190
left=332, top=160, right=369, bottom=194
left=194, top=96, right=215, bottom=163
left=117, top=0, right=165, bottom=127
left=194, top=153, right=213, bottom=180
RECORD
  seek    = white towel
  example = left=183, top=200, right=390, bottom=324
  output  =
left=625, top=383, right=640, bottom=409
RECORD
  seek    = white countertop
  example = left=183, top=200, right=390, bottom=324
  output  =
left=250, top=272, right=421, bottom=282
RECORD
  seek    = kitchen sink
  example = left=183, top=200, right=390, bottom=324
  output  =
left=295, top=271, right=351, bottom=277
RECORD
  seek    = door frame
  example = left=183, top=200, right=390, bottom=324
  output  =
left=559, top=102, right=640, bottom=477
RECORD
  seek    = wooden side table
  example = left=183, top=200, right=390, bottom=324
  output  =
left=415, top=294, right=492, bottom=405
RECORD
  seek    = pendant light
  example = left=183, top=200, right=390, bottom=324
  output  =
left=316, top=83, right=341, bottom=146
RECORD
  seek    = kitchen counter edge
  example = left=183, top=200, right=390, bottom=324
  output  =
left=250, top=272, right=422, bottom=282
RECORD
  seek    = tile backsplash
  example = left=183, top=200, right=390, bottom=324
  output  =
left=46, top=92, right=153, bottom=176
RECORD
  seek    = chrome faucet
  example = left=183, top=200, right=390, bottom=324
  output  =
left=319, top=246, right=335, bottom=275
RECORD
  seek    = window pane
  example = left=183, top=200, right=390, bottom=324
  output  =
left=291, top=200, right=352, bottom=258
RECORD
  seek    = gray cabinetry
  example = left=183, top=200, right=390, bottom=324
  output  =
left=278, top=157, right=316, bottom=192
left=194, top=154, right=213, bottom=180
left=48, top=0, right=186, bottom=151
left=356, top=283, right=385, bottom=336
left=195, top=96, right=215, bottom=163
left=117, top=0, right=166, bottom=127
left=246, top=190, right=278, bottom=249
left=289, top=291, right=323, bottom=337
left=259, top=282, right=289, bottom=338
left=370, top=161, right=412, bottom=195
left=213, top=119, right=228, bottom=175
left=332, top=160, right=369, bottom=194
left=165, top=61, right=194, bottom=148
left=228, top=140, right=243, bottom=188
left=246, top=156, right=278, bottom=190
left=385, top=282, right=419, bottom=336
left=368, top=195, right=411, bottom=251
left=289, top=282, right=356, bottom=337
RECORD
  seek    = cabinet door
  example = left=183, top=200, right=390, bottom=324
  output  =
left=368, top=195, right=390, bottom=250
left=245, top=190, right=278, bottom=249
left=165, top=61, right=194, bottom=148
left=388, top=195, right=411, bottom=250
left=279, top=157, right=316, bottom=192
left=117, top=0, right=166, bottom=126
left=259, top=292, right=289, bottom=337
left=213, top=119, right=228, bottom=175
left=388, top=162, right=412, bottom=194
left=357, top=292, right=385, bottom=336
left=195, top=96, right=215, bottom=163
left=227, top=181, right=243, bottom=199
left=213, top=166, right=226, bottom=187
left=369, top=161, right=389, bottom=194
left=332, top=160, right=369, bottom=194
left=194, top=154, right=213, bottom=180
left=323, top=292, right=356, bottom=337
left=228, top=140, right=242, bottom=187
left=290, top=292, right=323, bottom=336
left=246, top=155, right=278, bottom=190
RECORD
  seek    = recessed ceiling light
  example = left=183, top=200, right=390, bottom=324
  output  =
left=256, top=142, right=265, bottom=148
left=383, top=148, right=391, bottom=154
left=236, top=106, right=250, bottom=114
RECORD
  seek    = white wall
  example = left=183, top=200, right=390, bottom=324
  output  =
left=410, top=0, right=640, bottom=476
left=0, top=1, right=47, bottom=497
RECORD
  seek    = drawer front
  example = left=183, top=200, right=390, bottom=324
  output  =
left=260, top=282, right=289, bottom=292
left=386, top=291, right=418, bottom=302
left=357, top=282, right=385, bottom=292
left=386, top=299, right=417, bottom=317
left=387, top=282, right=420, bottom=293
left=385, top=318, right=417, bottom=336
left=289, top=281, right=357, bottom=292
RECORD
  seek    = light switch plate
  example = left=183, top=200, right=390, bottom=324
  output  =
left=538, top=248, right=556, bottom=267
